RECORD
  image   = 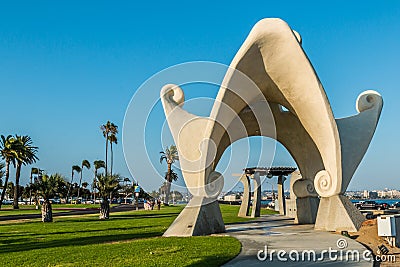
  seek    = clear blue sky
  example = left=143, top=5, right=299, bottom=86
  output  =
left=1, top=1, right=399, bottom=192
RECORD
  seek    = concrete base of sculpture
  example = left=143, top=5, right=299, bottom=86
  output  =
left=163, top=197, right=225, bottom=237
left=295, top=197, right=320, bottom=224
left=314, top=195, right=365, bottom=232
left=238, top=198, right=250, bottom=217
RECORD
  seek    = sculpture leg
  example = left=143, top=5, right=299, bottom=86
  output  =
left=295, top=197, right=320, bottom=224
left=277, top=175, right=286, bottom=216
left=163, top=196, right=225, bottom=237
left=291, top=177, right=320, bottom=224
left=238, top=174, right=251, bottom=217
left=314, top=194, right=365, bottom=232
left=251, top=172, right=261, bottom=218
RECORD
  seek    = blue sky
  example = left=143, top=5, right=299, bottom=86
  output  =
left=1, top=1, right=399, bottom=192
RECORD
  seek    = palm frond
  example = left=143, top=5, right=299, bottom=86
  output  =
left=95, top=173, right=121, bottom=198
left=165, top=169, right=179, bottom=182
left=72, top=165, right=82, bottom=173
left=82, top=159, right=91, bottom=169
left=14, top=135, right=39, bottom=165
left=94, top=160, right=106, bottom=170
left=159, top=145, right=179, bottom=164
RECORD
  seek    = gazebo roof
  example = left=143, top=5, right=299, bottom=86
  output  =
left=244, top=166, right=297, bottom=176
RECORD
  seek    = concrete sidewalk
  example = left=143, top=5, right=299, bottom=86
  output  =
left=222, top=215, right=373, bottom=266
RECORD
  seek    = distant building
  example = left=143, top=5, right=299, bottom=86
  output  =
left=369, top=191, right=378, bottom=199
left=377, top=189, right=400, bottom=198
left=224, top=194, right=239, bottom=201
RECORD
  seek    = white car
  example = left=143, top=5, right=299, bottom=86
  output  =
left=2, top=199, right=13, bottom=205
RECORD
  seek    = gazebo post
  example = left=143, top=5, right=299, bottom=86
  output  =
left=251, top=172, right=261, bottom=218
left=277, top=175, right=287, bottom=215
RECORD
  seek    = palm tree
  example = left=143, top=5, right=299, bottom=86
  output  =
left=95, top=173, right=121, bottom=219
left=159, top=145, right=179, bottom=205
left=93, top=160, right=105, bottom=200
left=67, top=165, right=81, bottom=203
left=35, top=173, right=67, bottom=222
left=0, top=135, right=17, bottom=209
left=0, top=161, right=5, bottom=189
left=77, top=160, right=90, bottom=199
left=100, top=121, right=118, bottom=175
left=108, top=134, right=117, bottom=175
left=13, top=135, right=38, bottom=209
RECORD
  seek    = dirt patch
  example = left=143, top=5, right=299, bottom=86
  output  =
left=344, top=219, right=400, bottom=266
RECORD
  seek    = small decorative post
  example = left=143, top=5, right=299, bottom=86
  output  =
left=277, top=175, right=287, bottom=216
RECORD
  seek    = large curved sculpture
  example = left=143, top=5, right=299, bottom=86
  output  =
left=161, top=18, right=383, bottom=236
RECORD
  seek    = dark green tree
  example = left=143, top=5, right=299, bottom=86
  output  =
left=159, top=145, right=179, bottom=205
left=0, top=135, right=17, bottom=209
left=13, top=135, right=38, bottom=209
left=96, top=173, right=121, bottom=219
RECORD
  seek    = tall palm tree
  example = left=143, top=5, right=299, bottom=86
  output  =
left=100, top=121, right=118, bottom=175
left=67, top=165, right=81, bottom=203
left=35, top=173, right=67, bottom=222
left=0, top=135, right=17, bottom=209
left=93, top=160, right=105, bottom=200
left=0, top=161, right=5, bottom=189
left=159, top=145, right=179, bottom=205
left=77, top=160, right=90, bottom=199
left=108, top=134, right=117, bottom=175
left=96, top=173, right=121, bottom=219
left=13, top=135, right=38, bottom=209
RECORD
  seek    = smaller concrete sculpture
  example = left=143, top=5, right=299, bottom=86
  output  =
left=238, top=175, right=251, bottom=217
left=238, top=167, right=296, bottom=218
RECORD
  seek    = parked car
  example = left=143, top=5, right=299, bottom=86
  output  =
left=391, top=202, right=400, bottom=208
left=121, top=197, right=133, bottom=204
left=2, top=199, right=13, bottom=205
left=50, top=198, right=61, bottom=204
left=111, top=198, right=121, bottom=204
left=355, top=200, right=388, bottom=210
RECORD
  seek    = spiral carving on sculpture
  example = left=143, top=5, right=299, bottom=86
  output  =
left=306, top=182, right=315, bottom=194
left=314, top=170, right=337, bottom=197
left=356, top=90, right=382, bottom=113
left=161, top=84, right=185, bottom=106
left=293, top=179, right=317, bottom=198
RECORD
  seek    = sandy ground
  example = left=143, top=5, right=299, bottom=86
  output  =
left=344, top=219, right=400, bottom=266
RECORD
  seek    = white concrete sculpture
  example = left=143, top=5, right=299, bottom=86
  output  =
left=161, top=18, right=383, bottom=236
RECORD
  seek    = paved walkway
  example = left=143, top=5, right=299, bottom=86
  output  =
left=223, top=215, right=373, bottom=266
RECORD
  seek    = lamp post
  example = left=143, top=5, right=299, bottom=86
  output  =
left=265, top=180, right=275, bottom=200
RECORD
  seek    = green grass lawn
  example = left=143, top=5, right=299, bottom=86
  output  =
left=0, top=204, right=277, bottom=266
